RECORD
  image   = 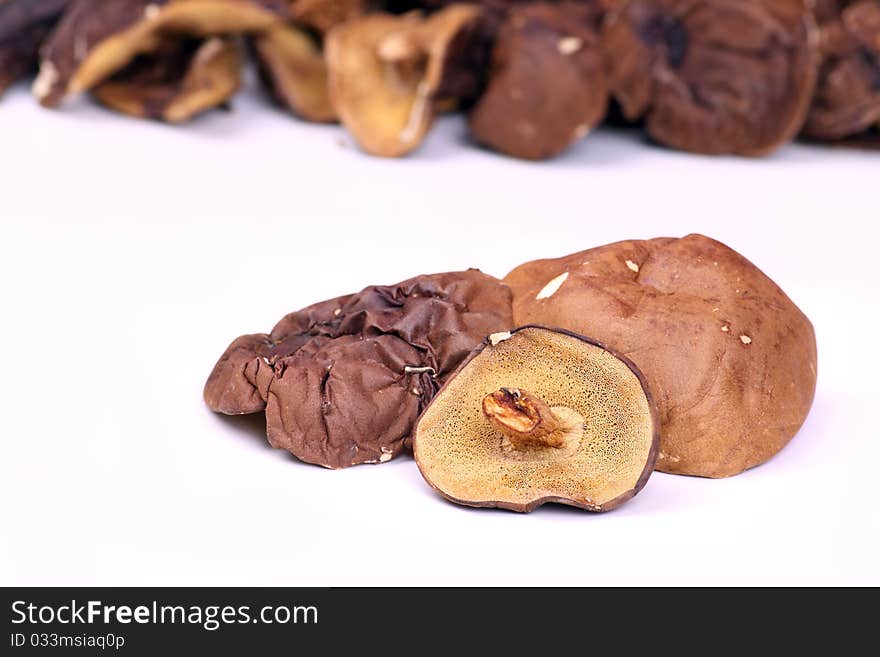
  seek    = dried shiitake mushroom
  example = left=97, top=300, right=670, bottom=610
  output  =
left=325, top=5, right=492, bottom=156
left=602, top=0, right=819, bottom=155
left=804, top=0, right=880, bottom=140
left=252, top=23, right=335, bottom=122
left=504, top=235, right=817, bottom=479
left=469, top=1, right=608, bottom=160
left=414, top=326, right=659, bottom=512
left=92, top=37, right=241, bottom=122
left=34, top=0, right=288, bottom=107
left=0, top=0, right=69, bottom=97
left=204, top=270, right=513, bottom=469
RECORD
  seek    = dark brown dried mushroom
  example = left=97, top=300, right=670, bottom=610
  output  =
left=325, top=5, right=492, bottom=156
left=252, top=23, right=336, bottom=122
left=0, top=0, right=69, bottom=97
left=414, top=326, right=660, bottom=513
left=602, top=0, right=819, bottom=155
left=469, top=1, right=608, bottom=160
left=804, top=0, right=880, bottom=140
left=92, top=37, right=241, bottom=122
left=34, top=0, right=288, bottom=107
left=204, top=270, right=513, bottom=469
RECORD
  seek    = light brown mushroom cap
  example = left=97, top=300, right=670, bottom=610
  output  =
left=414, top=326, right=660, bottom=513
left=504, top=234, right=818, bottom=478
left=92, top=37, right=242, bottom=123
left=325, top=5, right=483, bottom=157
left=253, top=23, right=335, bottom=122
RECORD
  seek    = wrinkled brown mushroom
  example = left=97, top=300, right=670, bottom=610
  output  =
left=325, top=5, right=493, bottom=156
left=602, top=0, right=819, bottom=155
left=252, top=23, right=335, bottom=122
left=34, top=0, right=289, bottom=107
left=204, top=270, right=513, bottom=469
left=804, top=0, right=880, bottom=140
left=290, top=0, right=366, bottom=34
left=503, top=234, right=817, bottom=479
left=469, top=1, right=608, bottom=160
left=414, top=326, right=660, bottom=513
left=92, top=36, right=241, bottom=122
left=0, top=0, right=69, bottom=97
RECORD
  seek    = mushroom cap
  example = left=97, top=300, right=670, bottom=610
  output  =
left=602, top=0, right=819, bottom=155
left=503, top=234, right=818, bottom=478
left=204, top=270, right=514, bottom=469
left=92, top=36, right=242, bottom=122
left=325, top=5, right=485, bottom=157
left=414, top=326, right=659, bottom=513
left=252, top=23, right=336, bottom=123
left=469, top=1, right=608, bottom=160
left=34, top=0, right=288, bottom=107
left=804, top=0, right=880, bottom=140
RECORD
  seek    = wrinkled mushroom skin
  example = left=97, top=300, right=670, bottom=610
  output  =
left=504, top=235, right=817, bottom=478
left=252, top=24, right=336, bottom=122
left=805, top=0, right=880, bottom=140
left=204, top=270, right=514, bottom=469
left=602, top=0, right=819, bottom=155
left=469, top=2, right=608, bottom=160
left=325, top=5, right=488, bottom=157
left=0, top=0, right=70, bottom=96
left=34, top=0, right=288, bottom=107
left=92, top=37, right=242, bottom=122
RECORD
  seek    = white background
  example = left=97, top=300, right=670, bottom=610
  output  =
left=1, top=77, right=878, bottom=586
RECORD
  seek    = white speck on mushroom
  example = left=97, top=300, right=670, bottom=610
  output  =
left=557, top=36, right=583, bottom=55
left=740, top=335, right=752, bottom=345
left=535, top=272, right=569, bottom=300
left=489, top=331, right=512, bottom=346
left=721, top=325, right=729, bottom=333
left=379, top=447, right=393, bottom=462
left=625, top=260, right=640, bottom=273
left=333, top=308, right=342, bottom=316
left=412, top=387, right=421, bottom=395
left=144, top=4, right=161, bottom=19
left=713, top=307, right=720, bottom=313
left=572, top=123, right=590, bottom=139
left=404, top=366, right=436, bottom=375
left=660, top=452, right=681, bottom=463
left=32, top=61, right=59, bottom=101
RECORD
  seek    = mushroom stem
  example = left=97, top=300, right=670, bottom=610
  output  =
left=482, top=388, right=580, bottom=451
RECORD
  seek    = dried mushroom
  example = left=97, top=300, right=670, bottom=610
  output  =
left=804, top=0, right=880, bottom=140
left=204, top=270, right=513, bottom=469
left=92, top=37, right=241, bottom=122
left=252, top=23, right=335, bottom=122
left=0, top=0, right=69, bottom=97
left=504, top=235, right=817, bottom=478
left=290, top=0, right=366, bottom=34
left=414, top=326, right=659, bottom=513
left=602, top=0, right=819, bottom=155
left=469, top=1, right=608, bottom=160
left=325, top=5, right=492, bottom=156
left=34, top=0, right=288, bottom=107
